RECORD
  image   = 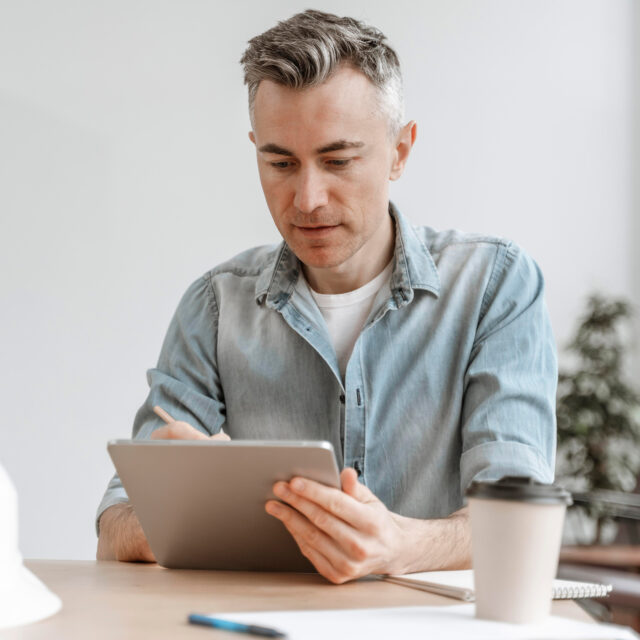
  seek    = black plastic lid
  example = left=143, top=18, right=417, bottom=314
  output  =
left=465, top=476, right=573, bottom=505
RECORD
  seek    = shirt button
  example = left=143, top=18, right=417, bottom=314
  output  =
left=339, top=394, right=345, bottom=404
left=354, top=460, right=362, bottom=477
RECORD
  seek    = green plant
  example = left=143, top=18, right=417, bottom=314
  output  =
left=555, top=295, right=640, bottom=543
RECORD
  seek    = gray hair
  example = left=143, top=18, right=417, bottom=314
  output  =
left=240, top=10, right=404, bottom=136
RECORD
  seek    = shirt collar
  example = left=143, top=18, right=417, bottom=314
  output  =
left=255, top=202, right=440, bottom=309
left=388, top=202, right=440, bottom=307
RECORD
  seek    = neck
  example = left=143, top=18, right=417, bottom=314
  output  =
left=303, top=213, right=395, bottom=294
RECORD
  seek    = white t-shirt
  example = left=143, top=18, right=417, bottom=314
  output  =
left=298, top=262, right=394, bottom=379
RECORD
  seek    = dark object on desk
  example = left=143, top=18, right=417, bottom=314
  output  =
left=558, top=561, right=640, bottom=631
left=108, top=439, right=340, bottom=572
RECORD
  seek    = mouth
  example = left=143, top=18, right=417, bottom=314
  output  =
left=294, top=224, right=340, bottom=237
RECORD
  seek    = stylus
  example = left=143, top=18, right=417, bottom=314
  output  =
left=153, top=404, right=228, bottom=438
left=188, top=613, right=287, bottom=637
left=153, top=405, right=175, bottom=424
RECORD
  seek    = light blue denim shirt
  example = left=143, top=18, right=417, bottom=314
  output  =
left=97, top=204, right=557, bottom=529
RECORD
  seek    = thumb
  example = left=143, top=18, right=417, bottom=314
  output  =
left=341, top=468, right=377, bottom=504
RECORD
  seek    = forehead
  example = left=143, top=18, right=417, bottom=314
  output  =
left=252, top=66, right=386, bottom=146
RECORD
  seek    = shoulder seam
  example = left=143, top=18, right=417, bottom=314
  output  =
left=429, top=236, right=511, bottom=253
left=202, top=272, right=221, bottom=325
left=478, top=241, right=512, bottom=320
left=206, top=266, right=263, bottom=279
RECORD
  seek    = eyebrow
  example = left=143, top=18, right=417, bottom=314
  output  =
left=316, top=140, right=365, bottom=154
left=258, top=139, right=365, bottom=156
left=258, top=143, right=294, bottom=156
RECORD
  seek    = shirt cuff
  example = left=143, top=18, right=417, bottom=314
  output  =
left=95, top=487, right=129, bottom=536
left=460, top=440, right=554, bottom=495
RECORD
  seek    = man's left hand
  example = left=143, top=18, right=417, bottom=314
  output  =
left=265, top=468, right=411, bottom=583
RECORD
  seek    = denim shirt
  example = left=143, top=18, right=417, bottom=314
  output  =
left=97, top=204, right=557, bottom=529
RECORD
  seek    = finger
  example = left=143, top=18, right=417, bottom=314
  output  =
left=265, top=501, right=357, bottom=584
left=282, top=477, right=373, bottom=531
left=150, top=422, right=210, bottom=440
left=341, top=468, right=359, bottom=495
left=296, top=541, right=351, bottom=584
left=272, top=483, right=360, bottom=546
left=340, top=468, right=377, bottom=503
left=210, top=432, right=231, bottom=441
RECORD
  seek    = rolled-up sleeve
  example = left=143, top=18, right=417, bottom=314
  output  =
left=460, top=242, right=557, bottom=492
left=96, top=273, right=226, bottom=532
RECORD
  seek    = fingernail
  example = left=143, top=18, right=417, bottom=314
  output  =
left=291, top=478, right=305, bottom=491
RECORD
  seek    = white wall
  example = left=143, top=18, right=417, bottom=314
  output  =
left=0, top=0, right=637, bottom=560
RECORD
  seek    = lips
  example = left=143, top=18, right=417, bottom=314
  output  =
left=293, top=224, right=340, bottom=240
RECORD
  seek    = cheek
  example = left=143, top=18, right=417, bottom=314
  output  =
left=350, top=164, right=389, bottom=204
left=259, top=171, right=288, bottom=207
left=257, top=166, right=272, bottom=194
left=259, top=175, right=296, bottom=229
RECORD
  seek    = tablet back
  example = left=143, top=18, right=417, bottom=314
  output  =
left=107, top=440, right=341, bottom=571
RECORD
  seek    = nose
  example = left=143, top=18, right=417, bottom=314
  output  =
left=293, top=166, right=329, bottom=214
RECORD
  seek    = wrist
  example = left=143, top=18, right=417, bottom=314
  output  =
left=97, top=503, right=155, bottom=563
left=388, top=509, right=471, bottom=575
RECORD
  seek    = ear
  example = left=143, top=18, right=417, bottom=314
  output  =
left=389, top=121, right=417, bottom=181
left=248, top=131, right=256, bottom=145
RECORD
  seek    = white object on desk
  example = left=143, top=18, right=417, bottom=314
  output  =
left=214, top=603, right=637, bottom=640
left=383, top=569, right=612, bottom=601
left=0, top=464, right=61, bottom=629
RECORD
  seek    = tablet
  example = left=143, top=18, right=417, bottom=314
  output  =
left=107, top=439, right=341, bottom=572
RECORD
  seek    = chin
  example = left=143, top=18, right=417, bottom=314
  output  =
left=291, top=246, right=346, bottom=270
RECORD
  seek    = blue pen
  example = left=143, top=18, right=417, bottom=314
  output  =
left=188, top=613, right=287, bottom=638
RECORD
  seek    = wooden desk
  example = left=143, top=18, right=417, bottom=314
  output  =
left=5, top=560, right=592, bottom=639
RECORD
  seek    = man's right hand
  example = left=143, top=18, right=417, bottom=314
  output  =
left=96, top=421, right=230, bottom=562
left=150, top=421, right=231, bottom=442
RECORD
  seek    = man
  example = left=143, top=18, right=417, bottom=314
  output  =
left=97, top=10, right=557, bottom=584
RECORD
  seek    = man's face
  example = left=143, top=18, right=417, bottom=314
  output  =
left=250, top=66, right=408, bottom=279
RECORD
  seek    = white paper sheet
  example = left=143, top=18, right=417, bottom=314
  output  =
left=210, top=604, right=639, bottom=640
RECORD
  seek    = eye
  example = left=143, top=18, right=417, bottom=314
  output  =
left=326, top=158, right=351, bottom=168
left=270, top=161, right=293, bottom=169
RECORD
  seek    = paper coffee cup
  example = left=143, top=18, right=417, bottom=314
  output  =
left=466, top=476, right=572, bottom=624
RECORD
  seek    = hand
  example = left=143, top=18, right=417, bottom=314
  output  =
left=150, top=421, right=230, bottom=441
left=265, top=468, right=412, bottom=584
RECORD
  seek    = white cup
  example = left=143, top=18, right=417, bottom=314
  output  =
left=466, top=476, right=572, bottom=624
